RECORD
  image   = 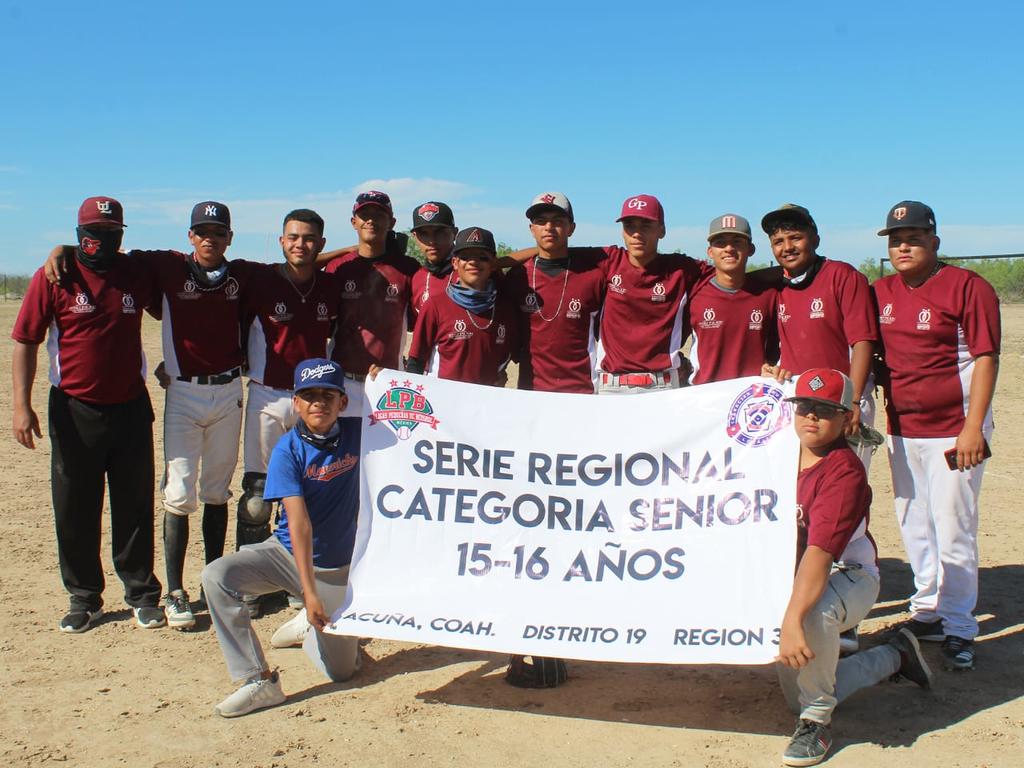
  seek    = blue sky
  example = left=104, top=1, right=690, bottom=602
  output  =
left=2, top=1, right=1022, bottom=274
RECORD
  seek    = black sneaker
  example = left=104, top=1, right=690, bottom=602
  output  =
left=889, top=628, right=933, bottom=688
left=941, top=635, right=975, bottom=670
left=897, top=617, right=945, bottom=642
left=783, top=719, right=832, bottom=767
left=60, top=607, right=103, bottom=634
left=134, top=605, right=167, bottom=629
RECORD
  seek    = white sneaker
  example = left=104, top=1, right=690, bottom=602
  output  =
left=215, top=670, right=286, bottom=718
left=163, top=590, right=196, bottom=630
left=271, top=608, right=310, bottom=648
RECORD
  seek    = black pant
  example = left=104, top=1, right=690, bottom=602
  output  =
left=49, top=387, right=162, bottom=610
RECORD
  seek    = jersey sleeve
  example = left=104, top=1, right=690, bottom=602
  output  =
left=805, top=455, right=868, bottom=560
left=11, top=268, right=55, bottom=344
left=960, top=274, right=1001, bottom=357
left=407, top=299, right=439, bottom=365
left=264, top=434, right=304, bottom=502
left=838, top=267, right=879, bottom=345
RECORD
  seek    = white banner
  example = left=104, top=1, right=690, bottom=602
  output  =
left=328, top=373, right=798, bottom=664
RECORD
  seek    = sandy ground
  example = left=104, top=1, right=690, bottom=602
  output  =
left=1, top=301, right=1021, bottom=768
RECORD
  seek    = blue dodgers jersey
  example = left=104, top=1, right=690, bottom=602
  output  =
left=265, top=417, right=361, bottom=568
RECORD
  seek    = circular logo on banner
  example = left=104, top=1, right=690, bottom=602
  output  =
left=726, top=382, right=791, bottom=448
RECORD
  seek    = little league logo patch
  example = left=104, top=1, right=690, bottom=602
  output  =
left=726, top=382, right=791, bottom=448
left=370, top=381, right=440, bottom=440
left=418, top=203, right=440, bottom=221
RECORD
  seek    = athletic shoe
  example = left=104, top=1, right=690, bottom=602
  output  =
left=271, top=608, right=310, bottom=649
left=942, top=635, right=975, bottom=670
left=60, top=607, right=103, bottom=634
left=897, top=617, right=945, bottom=642
left=163, top=590, right=196, bottom=630
left=838, top=627, right=859, bottom=656
left=782, top=719, right=832, bottom=767
left=889, top=628, right=933, bottom=688
left=215, top=670, right=286, bottom=718
left=134, top=605, right=167, bottom=629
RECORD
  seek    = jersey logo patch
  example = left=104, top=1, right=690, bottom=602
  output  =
left=809, top=297, right=825, bottom=319
left=609, top=274, right=626, bottom=295
left=725, top=382, right=791, bottom=448
left=880, top=302, right=895, bottom=325
left=370, top=381, right=439, bottom=440
left=651, top=282, right=667, bottom=302
left=748, top=309, right=764, bottom=330
left=916, top=307, right=931, bottom=331
left=71, top=292, right=96, bottom=314
left=567, top=297, right=582, bottom=319
left=121, top=293, right=137, bottom=314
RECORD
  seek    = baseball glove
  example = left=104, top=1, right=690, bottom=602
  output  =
left=846, top=422, right=885, bottom=454
left=505, top=654, right=568, bottom=688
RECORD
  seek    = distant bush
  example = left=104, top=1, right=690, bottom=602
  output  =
left=1, top=274, right=31, bottom=299
left=860, top=256, right=1024, bottom=302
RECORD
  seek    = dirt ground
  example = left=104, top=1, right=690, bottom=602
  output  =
left=1, top=301, right=1021, bottom=768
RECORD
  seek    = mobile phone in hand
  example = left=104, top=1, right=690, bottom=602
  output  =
left=944, top=441, right=992, bottom=470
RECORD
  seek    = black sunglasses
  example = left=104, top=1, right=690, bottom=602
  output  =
left=793, top=400, right=846, bottom=419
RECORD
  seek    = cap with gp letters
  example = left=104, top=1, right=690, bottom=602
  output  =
left=616, top=194, right=664, bottom=223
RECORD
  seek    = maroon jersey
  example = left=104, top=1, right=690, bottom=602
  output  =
left=873, top=265, right=1000, bottom=438
left=137, top=250, right=260, bottom=377
left=410, top=265, right=454, bottom=321
left=243, top=266, right=340, bottom=389
left=506, top=253, right=606, bottom=394
left=687, top=277, right=779, bottom=385
left=596, top=246, right=709, bottom=373
left=797, top=445, right=877, bottom=574
left=12, top=256, right=156, bottom=404
left=408, top=289, right=522, bottom=386
left=776, top=259, right=878, bottom=375
left=327, top=252, right=421, bottom=374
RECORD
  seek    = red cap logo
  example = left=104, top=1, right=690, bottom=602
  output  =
left=418, top=203, right=440, bottom=221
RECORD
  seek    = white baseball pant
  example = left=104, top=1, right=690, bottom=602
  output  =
left=243, top=381, right=297, bottom=474
left=162, top=377, right=243, bottom=516
left=887, top=430, right=991, bottom=640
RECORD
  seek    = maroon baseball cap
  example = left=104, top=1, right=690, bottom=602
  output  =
left=616, top=194, right=664, bottom=224
left=78, top=196, right=125, bottom=227
left=352, top=190, right=393, bottom=216
left=786, top=368, right=853, bottom=411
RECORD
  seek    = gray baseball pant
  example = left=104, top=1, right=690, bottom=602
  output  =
left=201, top=537, right=359, bottom=683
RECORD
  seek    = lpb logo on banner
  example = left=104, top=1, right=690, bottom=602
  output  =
left=370, top=382, right=441, bottom=440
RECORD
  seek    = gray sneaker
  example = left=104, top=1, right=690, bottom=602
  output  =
left=941, top=635, right=975, bottom=670
left=163, top=590, right=196, bottom=630
left=215, top=670, right=286, bottom=718
left=782, top=719, right=832, bottom=767
left=889, top=628, right=933, bottom=688
left=134, top=605, right=167, bottom=629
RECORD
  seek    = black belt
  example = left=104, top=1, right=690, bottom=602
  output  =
left=177, top=367, right=242, bottom=386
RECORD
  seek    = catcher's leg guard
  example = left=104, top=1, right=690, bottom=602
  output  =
left=236, top=472, right=272, bottom=549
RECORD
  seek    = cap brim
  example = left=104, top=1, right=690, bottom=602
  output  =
left=784, top=395, right=851, bottom=411
left=294, top=382, right=346, bottom=394
left=411, top=221, right=455, bottom=232
left=707, top=229, right=752, bottom=242
left=353, top=202, right=393, bottom=215
left=526, top=203, right=572, bottom=221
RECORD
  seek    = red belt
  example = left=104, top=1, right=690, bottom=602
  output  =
left=601, top=371, right=672, bottom=387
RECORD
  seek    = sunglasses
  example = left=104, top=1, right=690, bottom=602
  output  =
left=793, top=400, right=846, bottom=419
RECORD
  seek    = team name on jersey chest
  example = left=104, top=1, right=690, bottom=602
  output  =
left=879, top=302, right=934, bottom=331
left=778, top=298, right=825, bottom=323
left=176, top=276, right=240, bottom=301
left=267, top=300, right=331, bottom=323
left=608, top=274, right=668, bottom=302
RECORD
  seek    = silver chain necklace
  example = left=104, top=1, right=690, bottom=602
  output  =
left=464, top=304, right=495, bottom=330
left=280, top=264, right=317, bottom=303
left=530, top=254, right=571, bottom=322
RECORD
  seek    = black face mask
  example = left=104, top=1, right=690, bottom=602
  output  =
left=75, top=226, right=124, bottom=272
left=424, top=254, right=453, bottom=277
left=782, top=255, right=825, bottom=290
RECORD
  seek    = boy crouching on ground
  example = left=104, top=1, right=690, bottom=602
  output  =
left=776, top=368, right=933, bottom=766
left=202, top=358, right=362, bottom=717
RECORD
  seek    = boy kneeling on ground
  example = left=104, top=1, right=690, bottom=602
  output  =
left=203, top=358, right=362, bottom=717
left=776, top=368, right=933, bottom=766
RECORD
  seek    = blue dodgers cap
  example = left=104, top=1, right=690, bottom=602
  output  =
left=293, top=358, right=346, bottom=394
